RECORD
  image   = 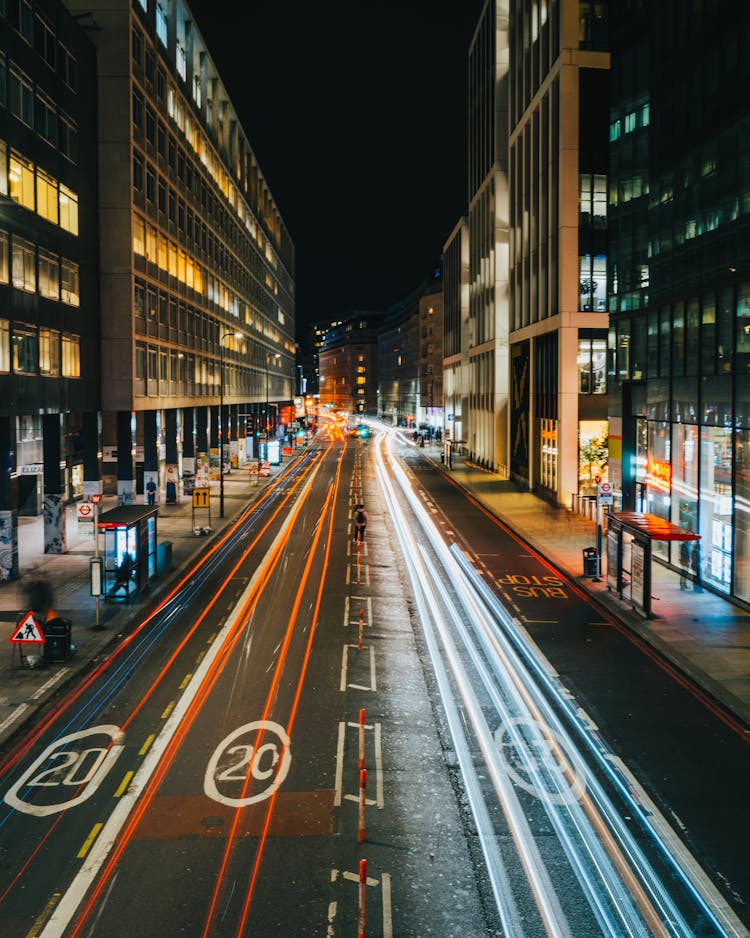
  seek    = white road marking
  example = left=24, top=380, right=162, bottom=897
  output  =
left=31, top=668, right=70, bottom=700
left=0, top=703, right=28, bottom=734
left=334, top=721, right=346, bottom=807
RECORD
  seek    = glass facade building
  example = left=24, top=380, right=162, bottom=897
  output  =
left=608, top=0, right=750, bottom=604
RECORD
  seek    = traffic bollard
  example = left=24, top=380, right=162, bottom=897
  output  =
left=358, top=768, right=366, bottom=843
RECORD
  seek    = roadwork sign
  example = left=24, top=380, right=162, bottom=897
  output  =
left=10, top=612, right=45, bottom=644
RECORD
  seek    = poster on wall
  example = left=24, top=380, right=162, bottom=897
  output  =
left=631, top=540, right=646, bottom=615
left=606, top=527, right=619, bottom=592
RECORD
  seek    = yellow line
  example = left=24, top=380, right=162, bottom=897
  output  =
left=139, top=734, right=155, bottom=756
left=161, top=701, right=175, bottom=719
left=77, top=822, right=103, bottom=859
left=114, top=770, right=134, bottom=798
left=195, top=650, right=206, bottom=664
left=178, top=673, right=192, bottom=690
left=25, top=893, right=61, bottom=938
left=206, top=632, right=217, bottom=644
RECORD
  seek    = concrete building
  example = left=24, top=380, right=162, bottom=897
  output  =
left=63, top=0, right=294, bottom=504
left=318, top=312, right=382, bottom=416
left=0, top=0, right=99, bottom=575
left=608, top=0, right=750, bottom=605
left=418, top=277, right=444, bottom=433
left=506, top=0, right=610, bottom=505
left=465, top=0, right=511, bottom=471
left=377, top=292, right=420, bottom=427
left=442, top=218, right=470, bottom=447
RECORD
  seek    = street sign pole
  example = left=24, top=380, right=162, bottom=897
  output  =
left=92, top=494, right=103, bottom=629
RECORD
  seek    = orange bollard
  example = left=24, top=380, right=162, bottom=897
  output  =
left=358, top=858, right=367, bottom=938
left=359, top=708, right=366, bottom=770
left=358, top=768, right=366, bottom=843
left=358, top=608, right=365, bottom=650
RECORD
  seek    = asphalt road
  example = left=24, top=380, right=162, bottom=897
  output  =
left=0, top=429, right=747, bottom=937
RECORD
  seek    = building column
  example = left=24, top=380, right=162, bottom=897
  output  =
left=82, top=411, right=102, bottom=499
left=143, top=410, right=159, bottom=506
left=43, top=413, right=67, bottom=554
left=209, top=405, right=219, bottom=450
left=117, top=410, right=136, bottom=505
left=0, top=417, right=19, bottom=581
left=165, top=408, right=179, bottom=502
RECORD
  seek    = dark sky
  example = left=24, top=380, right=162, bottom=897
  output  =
left=186, top=0, right=483, bottom=335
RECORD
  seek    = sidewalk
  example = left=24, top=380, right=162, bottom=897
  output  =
left=0, top=468, right=272, bottom=748
left=434, top=449, right=750, bottom=729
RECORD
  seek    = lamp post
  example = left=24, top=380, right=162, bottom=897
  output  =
left=219, top=331, right=242, bottom=518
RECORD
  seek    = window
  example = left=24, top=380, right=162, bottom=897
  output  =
left=58, top=113, right=77, bottom=162
left=132, top=27, right=142, bottom=68
left=9, top=67, right=33, bottom=126
left=11, top=236, right=35, bottom=292
left=62, top=333, right=80, bottom=377
left=145, top=107, right=155, bottom=145
left=12, top=324, right=38, bottom=373
left=0, top=320, right=10, bottom=373
left=38, top=249, right=59, bottom=299
left=19, top=0, right=33, bottom=43
left=577, top=337, right=607, bottom=393
left=9, top=151, right=34, bottom=210
left=580, top=173, right=607, bottom=229
left=579, top=254, right=607, bottom=310
left=34, top=15, right=57, bottom=69
left=36, top=168, right=58, bottom=224
left=156, top=3, right=168, bottom=46
left=35, top=91, right=57, bottom=145
left=57, top=44, right=77, bottom=91
left=132, top=90, right=144, bottom=130
left=39, top=327, right=61, bottom=374
left=61, top=258, right=79, bottom=305
left=0, top=231, right=8, bottom=284
left=133, top=153, right=144, bottom=191
left=59, top=184, right=78, bottom=234
left=133, top=214, right=145, bottom=256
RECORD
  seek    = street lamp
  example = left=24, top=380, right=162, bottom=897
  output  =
left=220, top=331, right=242, bottom=518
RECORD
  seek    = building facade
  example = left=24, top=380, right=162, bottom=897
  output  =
left=507, top=0, right=610, bottom=505
left=608, top=0, right=750, bottom=604
left=0, top=0, right=99, bottom=574
left=63, top=0, right=295, bottom=503
left=442, top=218, right=469, bottom=447
left=465, top=0, right=511, bottom=471
left=418, top=277, right=444, bottom=432
left=318, top=313, right=381, bottom=416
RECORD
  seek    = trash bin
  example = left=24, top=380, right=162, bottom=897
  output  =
left=157, top=540, right=173, bottom=573
left=582, top=547, right=599, bottom=577
left=43, top=617, right=72, bottom=664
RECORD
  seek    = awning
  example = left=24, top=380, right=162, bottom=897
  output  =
left=97, top=505, right=159, bottom=530
left=609, top=512, right=700, bottom=541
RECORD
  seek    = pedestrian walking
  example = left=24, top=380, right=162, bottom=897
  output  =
left=353, top=504, right=368, bottom=543
left=679, top=540, right=692, bottom=590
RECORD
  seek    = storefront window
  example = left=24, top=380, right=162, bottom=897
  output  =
left=671, top=424, right=699, bottom=566
left=646, top=421, right=671, bottom=559
left=699, top=425, right=733, bottom=593
left=579, top=420, right=608, bottom=493
left=539, top=418, right=558, bottom=491
left=735, top=429, right=750, bottom=604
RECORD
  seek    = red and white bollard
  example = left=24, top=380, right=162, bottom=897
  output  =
left=359, top=708, right=366, bottom=770
left=358, top=858, right=367, bottom=938
left=358, top=608, right=365, bottom=650
left=358, top=768, right=366, bottom=843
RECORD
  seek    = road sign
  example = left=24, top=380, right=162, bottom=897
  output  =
left=597, top=482, right=614, bottom=505
left=259, top=461, right=271, bottom=477
left=77, top=502, right=94, bottom=520
left=91, top=493, right=102, bottom=505
left=10, top=612, right=45, bottom=644
left=192, top=487, right=210, bottom=508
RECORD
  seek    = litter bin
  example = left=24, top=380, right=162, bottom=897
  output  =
left=582, top=547, right=599, bottom=577
left=43, top=617, right=72, bottom=664
left=157, top=540, right=173, bottom=573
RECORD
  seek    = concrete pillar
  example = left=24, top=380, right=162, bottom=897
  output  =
left=143, top=410, right=158, bottom=506
left=117, top=410, right=136, bottom=505
left=0, top=417, right=19, bottom=580
left=82, top=411, right=102, bottom=499
left=43, top=413, right=66, bottom=554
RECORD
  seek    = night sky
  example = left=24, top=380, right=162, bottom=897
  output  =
left=186, top=0, right=484, bottom=334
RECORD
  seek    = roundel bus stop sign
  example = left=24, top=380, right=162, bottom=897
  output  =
left=597, top=482, right=614, bottom=506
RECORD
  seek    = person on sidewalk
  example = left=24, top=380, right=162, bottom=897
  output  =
left=680, top=540, right=692, bottom=590
left=353, top=504, right=368, bottom=543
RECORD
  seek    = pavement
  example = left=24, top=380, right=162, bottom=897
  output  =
left=1, top=438, right=749, bottom=756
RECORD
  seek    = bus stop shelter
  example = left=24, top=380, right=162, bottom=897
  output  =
left=606, top=512, right=700, bottom=618
left=98, top=505, right=158, bottom=601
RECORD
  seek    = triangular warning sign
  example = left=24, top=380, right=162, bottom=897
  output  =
left=9, top=612, right=45, bottom=644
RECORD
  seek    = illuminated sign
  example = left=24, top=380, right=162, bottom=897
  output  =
left=646, top=459, right=671, bottom=491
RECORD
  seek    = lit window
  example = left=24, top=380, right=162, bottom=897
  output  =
left=0, top=320, right=10, bottom=372
left=39, top=327, right=61, bottom=374
left=12, top=324, right=38, bottom=373
left=62, top=333, right=80, bottom=377
left=59, top=184, right=78, bottom=234
left=156, top=3, right=168, bottom=46
left=0, top=232, right=8, bottom=284
left=9, top=151, right=35, bottom=210
left=36, top=169, right=58, bottom=224
left=11, top=236, right=36, bottom=292
left=61, top=258, right=79, bottom=306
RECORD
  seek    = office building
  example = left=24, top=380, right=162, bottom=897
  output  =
left=608, top=0, right=750, bottom=604
left=0, top=0, right=98, bottom=575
